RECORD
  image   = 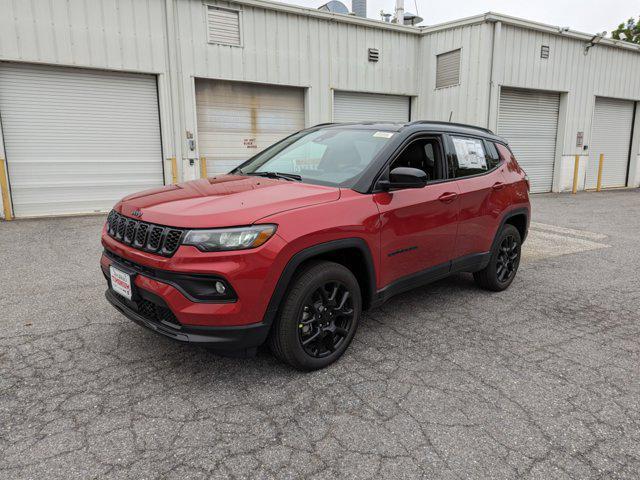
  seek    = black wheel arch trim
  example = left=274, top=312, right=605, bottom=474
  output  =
left=493, top=207, right=530, bottom=249
left=262, top=238, right=377, bottom=327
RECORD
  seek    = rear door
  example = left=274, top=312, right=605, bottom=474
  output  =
left=374, top=135, right=460, bottom=287
left=446, top=135, right=510, bottom=260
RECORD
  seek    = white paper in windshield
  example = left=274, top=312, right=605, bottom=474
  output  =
left=373, top=131, right=394, bottom=139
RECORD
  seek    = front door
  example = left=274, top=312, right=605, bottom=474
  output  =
left=374, top=136, right=460, bottom=288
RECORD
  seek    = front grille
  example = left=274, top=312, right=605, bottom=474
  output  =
left=106, top=210, right=184, bottom=257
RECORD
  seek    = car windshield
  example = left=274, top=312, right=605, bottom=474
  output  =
left=233, top=127, right=394, bottom=187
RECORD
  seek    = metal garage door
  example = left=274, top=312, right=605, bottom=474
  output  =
left=498, top=88, right=560, bottom=193
left=196, top=80, right=305, bottom=174
left=333, top=91, right=410, bottom=123
left=586, top=97, right=635, bottom=189
left=0, top=63, right=163, bottom=217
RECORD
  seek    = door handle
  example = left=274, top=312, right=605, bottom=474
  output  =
left=492, top=182, right=505, bottom=190
left=438, top=192, right=458, bottom=203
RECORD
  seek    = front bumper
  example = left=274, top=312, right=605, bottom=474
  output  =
left=106, top=289, right=270, bottom=351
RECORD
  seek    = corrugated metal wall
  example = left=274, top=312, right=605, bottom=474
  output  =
left=0, top=0, right=174, bottom=195
left=1, top=0, right=640, bottom=200
left=0, top=0, right=167, bottom=73
left=416, top=22, right=494, bottom=128
left=498, top=24, right=640, bottom=158
left=177, top=0, right=419, bottom=129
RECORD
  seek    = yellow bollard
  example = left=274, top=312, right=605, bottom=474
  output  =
left=200, top=157, right=208, bottom=179
left=0, top=158, right=13, bottom=221
left=571, top=155, right=580, bottom=194
left=596, top=153, right=604, bottom=192
left=169, top=157, right=178, bottom=184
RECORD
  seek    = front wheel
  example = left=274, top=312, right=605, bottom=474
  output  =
left=268, top=261, right=362, bottom=371
left=473, top=224, right=522, bottom=291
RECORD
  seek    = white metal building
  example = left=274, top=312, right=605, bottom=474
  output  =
left=0, top=0, right=639, bottom=217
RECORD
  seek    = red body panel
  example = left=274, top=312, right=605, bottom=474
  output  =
left=101, top=142, right=530, bottom=332
left=117, top=175, right=340, bottom=228
left=373, top=183, right=460, bottom=286
left=454, top=166, right=510, bottom=257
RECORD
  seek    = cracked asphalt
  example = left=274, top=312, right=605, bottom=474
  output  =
left=1, top=190, right=640, bottom=479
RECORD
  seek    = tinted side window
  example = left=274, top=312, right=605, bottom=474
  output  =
left=485, top=141, right=501, bottom=170
left=450, top=136, right=490, bottom=178
left=391, top=138, right=444, bottom=182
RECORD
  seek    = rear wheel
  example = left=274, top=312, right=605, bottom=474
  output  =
left=268, top=261, right=361, bottom=371
left=473, top=224, right=522, bottom=291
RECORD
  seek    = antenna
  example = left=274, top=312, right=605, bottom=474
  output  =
left=448, top=111, right=453, bottom=122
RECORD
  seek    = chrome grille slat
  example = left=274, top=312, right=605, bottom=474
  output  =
left=106, top=210, right=184, bottom=257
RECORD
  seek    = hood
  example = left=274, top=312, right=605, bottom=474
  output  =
left=115, top=175, right=341, bottom=228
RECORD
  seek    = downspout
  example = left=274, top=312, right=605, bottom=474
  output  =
left=487, top=20, right=502, bottom=132
left=164, top=0, right=184, bottom=182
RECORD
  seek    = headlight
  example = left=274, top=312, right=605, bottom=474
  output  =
left=182, top=224, right=277, bottom=252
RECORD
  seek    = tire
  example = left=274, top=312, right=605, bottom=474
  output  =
left=268, top=261, right=362, bottom=371
left=473, top=224, right=522, bottom=292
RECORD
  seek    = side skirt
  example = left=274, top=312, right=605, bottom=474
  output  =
left=372, top=252, right=490, bottom=307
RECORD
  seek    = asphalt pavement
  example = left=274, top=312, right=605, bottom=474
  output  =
left=1, top=190, right=639, bottom=479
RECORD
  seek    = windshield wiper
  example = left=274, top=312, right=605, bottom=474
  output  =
left=245, top=171, right=302, bottom=181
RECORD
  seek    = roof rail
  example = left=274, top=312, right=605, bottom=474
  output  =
left=408, top=120, right=495, bottom=135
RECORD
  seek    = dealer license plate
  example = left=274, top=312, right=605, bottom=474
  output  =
left=110, top=266, right=132, bottom=300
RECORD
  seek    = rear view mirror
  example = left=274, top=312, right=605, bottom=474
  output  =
left=379, top=167, right=427, bottom=190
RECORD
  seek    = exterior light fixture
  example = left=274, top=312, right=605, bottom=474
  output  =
left=584, top=31, right=607, bottom=54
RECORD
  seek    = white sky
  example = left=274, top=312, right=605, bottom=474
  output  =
left=284, top=0, right=633, bottom=35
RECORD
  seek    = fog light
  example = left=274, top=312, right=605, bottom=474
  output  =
left=214, top=281, right=227, bottom=295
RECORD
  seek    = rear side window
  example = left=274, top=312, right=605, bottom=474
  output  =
left=449, top=136, right=502, bottom=178
left=485, top=141, right=501, bottom=169
left=450, top=136, right=487, bottom=177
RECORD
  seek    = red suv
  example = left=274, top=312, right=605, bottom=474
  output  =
left=101, top=122, right=530, bottom=370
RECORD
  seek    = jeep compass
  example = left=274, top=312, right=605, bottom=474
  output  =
left=101, top=121, right=530, bottom=370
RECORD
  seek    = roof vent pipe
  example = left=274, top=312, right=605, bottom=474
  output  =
left=394, top=0, right=404, bottom=24
left=352, top=0, right=366, bottom=18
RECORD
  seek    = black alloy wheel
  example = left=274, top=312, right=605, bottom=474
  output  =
left=268, top=261, right=362, bottom=370
left=297, top=281, right=355, bottom=358
left=473, top=223, right=522, bottom=292
left=496, top=234, right=520, bottom=283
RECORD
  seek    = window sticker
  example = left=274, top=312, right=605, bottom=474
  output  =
left=373, top=131, right=395, bottom=139
left=452, top=137, right=487, bottom=170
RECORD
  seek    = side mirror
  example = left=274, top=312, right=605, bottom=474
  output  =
left=378, top=167, right=427, bottom=190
